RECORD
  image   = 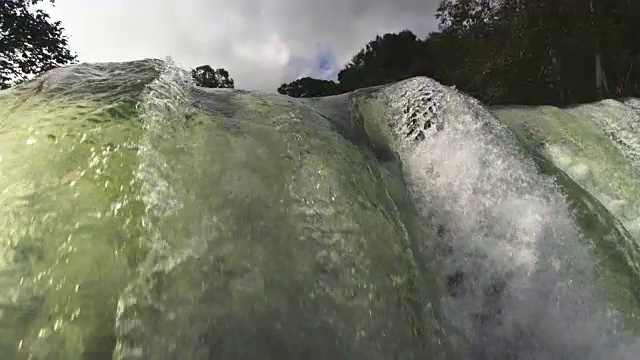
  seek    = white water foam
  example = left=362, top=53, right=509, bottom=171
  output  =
left=382, top=77, right=640, bottom=359
left=114, top=57, right=198, bottom=359
left=566, top=99, right=640, bottom=239
left=579, top=99, right=640, bottom=174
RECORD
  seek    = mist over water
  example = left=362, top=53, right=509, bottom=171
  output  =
left=1, top=59, right=640, bottom=359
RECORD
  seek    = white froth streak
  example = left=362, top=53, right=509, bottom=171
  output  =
left=380, top=77, right=639, bottom=358
left=113, top=57, right=195, bottom=360
left=580, top=99, right=640, bottom=174
left=133, top=56, right=200, bottom=270
left=384, top=78, right=568, bottom=281
left=567, top=99, right=640, bottom=239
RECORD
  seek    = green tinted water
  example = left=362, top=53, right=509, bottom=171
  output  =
left=1, top=60, right=640, bottom=359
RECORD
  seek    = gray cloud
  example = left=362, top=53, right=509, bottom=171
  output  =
left=44, top=0, right=440, bottom=91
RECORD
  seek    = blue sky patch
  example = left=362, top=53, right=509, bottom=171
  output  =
left=314, top=47, right=338, bottom=80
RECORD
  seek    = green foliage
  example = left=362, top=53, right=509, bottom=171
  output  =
left=279, top=0, right=640, bottom=106
left=434, top=0, right=598, bottom=104
left=277, top=77, right=339, bottom=97
left=279, top=30, right=435, bottom=98
left=338, top=30, right=435, bottom=92
left=0, top=0, right=77, bottom=89
left=191, top=65, right=234, bottom=89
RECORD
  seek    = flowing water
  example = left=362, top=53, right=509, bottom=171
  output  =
left=0, top=58, right=639, bottom=359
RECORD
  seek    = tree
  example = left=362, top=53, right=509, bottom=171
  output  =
left=191, top=65, right=234, bottom=88
left=277, top=77, right=340, bottom=97
left=434, top=0, right=547, bottom=103
left=338, top=30, right=435, bottom=92
left=277, top=0, right=640, bottom=105
left=0, top=0, right=77, bottom=89
left=432, top=0, right=640, bottom=104
left=278, top=30, right=437, bottom=98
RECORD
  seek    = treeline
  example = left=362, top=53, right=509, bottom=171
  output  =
left=5, top=0, right=640, bottom=106
left=278, top=0, right=640, bottom=106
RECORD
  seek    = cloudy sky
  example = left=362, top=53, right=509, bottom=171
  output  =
left=42, top=0, right=440, bottom=91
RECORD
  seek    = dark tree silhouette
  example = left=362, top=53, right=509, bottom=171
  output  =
left=434, top=0, right=640, bottom=104
left=278, top=30, right=434, bottom=98
left=277, top=0, right=640, bottom=106
left=277, top=77, right=340, bottom=97
left=0, top=0, right=77, bottom=89
left=338, top=30, right=435, bottom=92
left=191, top=65, right=234, bottom=88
